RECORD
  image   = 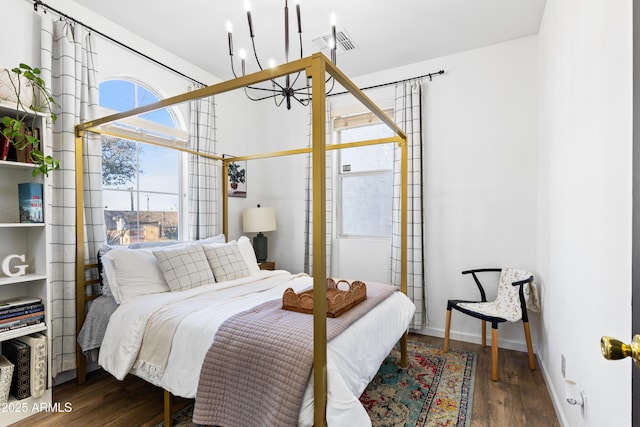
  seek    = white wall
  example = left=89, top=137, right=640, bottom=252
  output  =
left=537, top=0, right=632, bottom=426
left=337, top=37, right=539, bottom=348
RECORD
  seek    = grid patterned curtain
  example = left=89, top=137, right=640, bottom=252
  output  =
left=391, top=81, right=427, bottom=329
left=188, top=93, right=219, bottom=240
left=40, top=16, right=105, bottom=377
left=304, top=102, right=332, bottom=275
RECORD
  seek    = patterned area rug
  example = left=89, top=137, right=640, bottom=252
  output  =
left=362, top=341, right=476, bottom=426
left=158, top=341, right=476, bottom=427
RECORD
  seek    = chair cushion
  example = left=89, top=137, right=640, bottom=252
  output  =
left=457, top=268, right=534, bottom=322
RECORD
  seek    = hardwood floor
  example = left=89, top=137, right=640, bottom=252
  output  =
left=11, top=334, right=559, bottom=426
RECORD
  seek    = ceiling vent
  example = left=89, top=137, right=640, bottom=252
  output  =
left=310, top=28, right=359, bottom=55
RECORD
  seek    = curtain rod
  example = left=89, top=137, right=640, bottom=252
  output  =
left=328, top=69, right=445, bottom=97
left=32, top=0, right=206, bottom=87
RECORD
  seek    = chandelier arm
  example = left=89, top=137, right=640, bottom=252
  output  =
left=245, top=85, right=281, bottom=93
left=251, top=38, right=265, bottom=71
left=229, top=55, right=239, bottom=79
left=243, top=87, right=282, bottom=102
left=292, top=93, right=310, bottom=106
left=274, top=94, right=286, bottom=107
left=298, top=32, right=304, bottom=59
left=289, top=71, right=304, bottom=88
left=326, top=76, right=336, bottom=93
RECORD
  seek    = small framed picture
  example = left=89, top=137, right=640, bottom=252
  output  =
left=224, top=155, right=247, bottom=198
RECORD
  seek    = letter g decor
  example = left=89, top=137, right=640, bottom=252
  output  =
left=2, top=254, right=29, bottom=277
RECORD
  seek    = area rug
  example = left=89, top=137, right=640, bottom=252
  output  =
left=157, top=341, right=476, bottom=427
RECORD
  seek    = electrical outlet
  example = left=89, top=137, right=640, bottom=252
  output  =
left=561, top=354, right=566, bottom=378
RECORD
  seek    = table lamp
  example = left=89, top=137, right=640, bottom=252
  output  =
left=242, top=205, right=277, bottom=262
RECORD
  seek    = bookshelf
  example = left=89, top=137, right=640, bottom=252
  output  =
left=0, top=103, right=52, bottom=426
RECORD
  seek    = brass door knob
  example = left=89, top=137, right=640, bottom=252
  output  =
left=601, top=335, right=640, bottom=368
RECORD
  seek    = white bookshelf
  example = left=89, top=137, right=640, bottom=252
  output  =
left=0, top=105, right=52, bottom=426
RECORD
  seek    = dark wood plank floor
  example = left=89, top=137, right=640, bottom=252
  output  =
left=11, top=334, right=559, bottom=426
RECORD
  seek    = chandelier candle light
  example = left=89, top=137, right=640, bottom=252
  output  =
left=226, top=0, right=337, bottom=109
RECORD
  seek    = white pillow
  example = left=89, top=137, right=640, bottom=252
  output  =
left=238, top=236, right=260, bottom=274
left=103, top=247, right=171, bottom=304
left=153, top=245, right=215, bottom=292
left=100, top=237, right=228, bottom=303
left=203, top=242, right=251, bottom=282
left=100, top=256, right=119, bottom=300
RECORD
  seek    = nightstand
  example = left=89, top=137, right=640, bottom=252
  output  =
left=259, top=261, right=275, bottom=271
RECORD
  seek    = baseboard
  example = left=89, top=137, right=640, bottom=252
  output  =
left=412, top=326, right=529, bottom=353
left=538, top=355, right=570, bottom=427
left=53, top=359, right=101, bottom=386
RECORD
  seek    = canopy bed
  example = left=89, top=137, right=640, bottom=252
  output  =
left=73, top=53, right=411, bottom=426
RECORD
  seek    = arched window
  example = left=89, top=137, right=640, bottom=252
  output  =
left=99, top=79, right=186, bottom=245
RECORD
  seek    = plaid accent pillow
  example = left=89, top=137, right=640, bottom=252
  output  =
left=153, top=245, right=215, bottom=292
left=204, top=242, right=251, bottom=282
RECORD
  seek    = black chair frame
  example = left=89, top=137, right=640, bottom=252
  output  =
left=443, top=268, right=536, bottom=381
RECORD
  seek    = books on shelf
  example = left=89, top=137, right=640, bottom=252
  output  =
left=0, top=134, right=9, bottom=161
left=18, top=183, right=44, bottom=223
left=3, top=339, right=31, bottom=400
left=16, top=333, right=47, bottom=398
left=0, top=355, right=13, bottom=405
left=0, top=296, right=44, bottom=335
left=1, top=335, right=47, bottom=401
left=0, top=296, right=42, bottom=310
left=0, top=303, right=44, bottom=319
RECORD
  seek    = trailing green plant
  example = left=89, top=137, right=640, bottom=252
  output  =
left=1, top=63, right=60, bottom=176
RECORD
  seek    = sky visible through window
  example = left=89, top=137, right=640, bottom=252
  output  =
left=99, top=80, right=180, bottom=213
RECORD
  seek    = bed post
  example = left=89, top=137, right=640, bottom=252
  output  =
left=75, top=129, right=87, bottom=385
left=222, top=160, right=229, bottom=239
left=310, top=53, right=328, bottom=427
left=400, top=136, right=408, bottom=368
left=164, top=390, right=173, bottom=427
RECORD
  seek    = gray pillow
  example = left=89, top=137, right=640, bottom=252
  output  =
left=203, top=242, right=251, bottom=282
left=153, top=245, right=215, bottom=292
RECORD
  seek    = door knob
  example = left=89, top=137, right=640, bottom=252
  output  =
left=600, top=335, right=640, bottom=368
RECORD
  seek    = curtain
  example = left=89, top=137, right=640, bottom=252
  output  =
left=303, top=102, right=332, bottom=276
left=391, top=81, right=427, bottom=329
left=188, top=93, right=219, bottom=240
left=40, top=16, right=105, bottom=377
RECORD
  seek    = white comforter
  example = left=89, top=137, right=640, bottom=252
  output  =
left=99, top=270, right=415, bottom=427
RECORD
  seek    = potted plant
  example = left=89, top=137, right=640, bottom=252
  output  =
left=228, top=161, right=246, bottom=190
left=1, top=63, right=60, bottom=176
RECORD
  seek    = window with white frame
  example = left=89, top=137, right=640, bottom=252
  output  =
left=336, top=111, right=394, bottom=237
left=99, top=79, right=187, bottom=245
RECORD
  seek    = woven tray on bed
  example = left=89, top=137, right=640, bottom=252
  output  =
left=282, top=278, right=367, bottom=318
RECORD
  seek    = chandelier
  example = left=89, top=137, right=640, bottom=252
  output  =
left=226, top=0, right=337, bottom=110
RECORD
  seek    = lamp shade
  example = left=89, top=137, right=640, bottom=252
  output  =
left=243, top=207, right=277, bottom=233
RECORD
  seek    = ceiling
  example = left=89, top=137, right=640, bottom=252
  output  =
left=73, top=0, right=547, bottom=81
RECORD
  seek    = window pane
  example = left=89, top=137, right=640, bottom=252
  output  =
left=138, top=145, right=179, bottom=193
left=99, top=80, right=135, bottom=111
left=340, top=123, right=393, bottom=143
left=103, top=193, right=179, bottom=245
left=102, top=137, right=139, bottom=190
left=138, top=193, right=180, bottom=215
left=100, top=79, right=181, bottom=245
left=340, top=143, right=394, bottom=173
left=341, top=174, right=392, bottom=236
left=103, top=189, right=139, bottom=212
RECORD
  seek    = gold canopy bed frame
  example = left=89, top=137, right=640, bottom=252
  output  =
left=73, top=52, right=409, bottom=426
